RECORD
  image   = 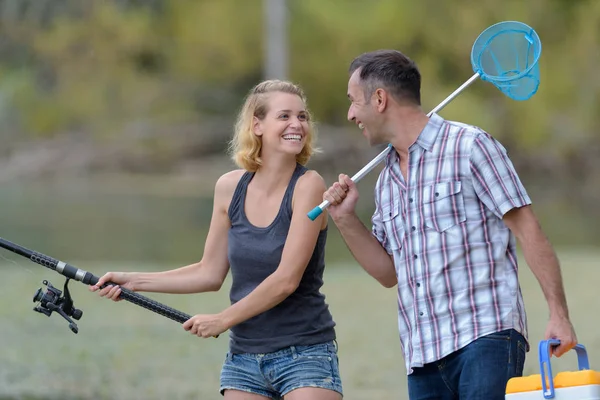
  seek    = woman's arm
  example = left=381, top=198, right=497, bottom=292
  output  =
left=129, top=170, right=242, bottom=294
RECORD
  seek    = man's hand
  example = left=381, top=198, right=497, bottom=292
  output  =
left=545, top=315, right=578, bottom=357
left=323, top=174, right=360, bottom=221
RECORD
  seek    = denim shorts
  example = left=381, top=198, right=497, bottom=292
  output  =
left=219, top=340, right=343, bottom=399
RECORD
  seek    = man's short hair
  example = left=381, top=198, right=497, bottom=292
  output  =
left=349, top=49, right=421, bottom=105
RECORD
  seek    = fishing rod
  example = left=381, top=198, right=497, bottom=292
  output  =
left=0, top=236, right=192, bottom=334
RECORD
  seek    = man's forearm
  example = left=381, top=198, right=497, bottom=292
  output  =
left=521, top=230, right=570, bottom=319
left=504, top=206, right=571, bottom=319
left=333, top=213, right=397, bottom=287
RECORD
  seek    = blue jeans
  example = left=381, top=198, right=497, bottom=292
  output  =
left=407, top=329, right=527, bottom=400
left=220, top=340, right=343, bottom=399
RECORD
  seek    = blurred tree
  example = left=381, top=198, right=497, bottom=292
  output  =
left=0, top=0, right=596, bottom=181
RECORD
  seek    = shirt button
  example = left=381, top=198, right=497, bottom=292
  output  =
left=409, top=198, right=414, bottom=203
left=416, top=282, right=421, bottom=287
left=419, top=312, right=424, bottom=316
left=413, top=254, right=418, bottom=259
left=435, top=192, right=440, bottom=197
left=411, top=226, right=416, bottom=231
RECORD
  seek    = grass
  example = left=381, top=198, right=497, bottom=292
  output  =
left=0, top=248, right=598, bottom=399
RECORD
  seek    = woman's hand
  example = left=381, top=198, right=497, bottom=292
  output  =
left=88, top=272, right=136, bottom=301
left=182, top=313, right=229, bottom=338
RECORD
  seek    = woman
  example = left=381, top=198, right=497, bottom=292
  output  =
left=90, top=80, right=343, bottom=400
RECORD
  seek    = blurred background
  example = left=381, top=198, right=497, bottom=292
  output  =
left=0, top=0, right=598, bottom=399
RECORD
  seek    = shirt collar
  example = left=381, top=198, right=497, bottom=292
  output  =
left=415, top=112, right=444, bottom=152
left=384, top=113, right=445, bottom=166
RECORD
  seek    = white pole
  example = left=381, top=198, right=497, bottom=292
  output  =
left=263, top=0, right=288, bottom=80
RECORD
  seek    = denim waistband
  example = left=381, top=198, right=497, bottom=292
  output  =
left=227, top=339, right=337, bottom=362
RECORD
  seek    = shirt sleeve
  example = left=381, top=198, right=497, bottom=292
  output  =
left=469, top=132, right=532, bottom=219
left=372, top=185, right=392, bottom=255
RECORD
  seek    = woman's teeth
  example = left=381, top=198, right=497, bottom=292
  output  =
left=283, top=134, right=302, bottom=141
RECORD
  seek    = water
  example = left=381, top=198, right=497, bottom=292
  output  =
left=0, top=177, right=355, bottom=267
left=0, top=175, right=595, bottom=270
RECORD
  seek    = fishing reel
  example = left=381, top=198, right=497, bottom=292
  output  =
left=32, top=279, right=83, bottom=334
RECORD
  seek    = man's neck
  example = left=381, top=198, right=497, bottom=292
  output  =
left=388, top=108, right=430, bottom=155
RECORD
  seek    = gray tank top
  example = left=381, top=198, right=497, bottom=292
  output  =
left=226, top=163, right=336, bottom=354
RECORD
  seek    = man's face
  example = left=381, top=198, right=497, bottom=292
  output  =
left=347, top=70, right=385, bottom=146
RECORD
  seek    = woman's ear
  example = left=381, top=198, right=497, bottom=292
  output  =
left=252, top=116, right=263, bottom=136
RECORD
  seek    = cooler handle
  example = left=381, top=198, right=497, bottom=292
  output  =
left=539, top=339, right=589, bottom=399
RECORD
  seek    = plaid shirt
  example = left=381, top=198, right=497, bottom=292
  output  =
left=371, top=113, right=531, bottom=374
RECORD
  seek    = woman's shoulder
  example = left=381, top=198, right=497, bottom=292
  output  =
left=296, top=168, right=327, bottom=193
left=292, top=168, right=327, bottom=208
left=292, top=168, right=329, bottom=227
left=214, top=169, right=247, bottom=199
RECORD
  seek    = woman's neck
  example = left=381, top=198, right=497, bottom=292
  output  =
left=251, top=154, right=298, bottom=193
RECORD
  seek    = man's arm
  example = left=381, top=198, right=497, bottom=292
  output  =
left=503, top=205, right=577, bottom=356
left=325, top=173, right=397, bottom=288
left=503, top=206, right=569, bottom=318
left=333, top=213, right=397, bottom=288
left=469, top=132, right=577, bottom=356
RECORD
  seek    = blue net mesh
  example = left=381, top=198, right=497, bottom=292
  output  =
left=471, top=21, right=542, bottom=101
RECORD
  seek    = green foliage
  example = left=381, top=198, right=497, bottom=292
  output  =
left=0, top=0, right=597, bottom=151
left=288, top=0, right=599, bottom=150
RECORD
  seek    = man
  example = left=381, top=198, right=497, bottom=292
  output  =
left=322, top=49, right=577, bottom=399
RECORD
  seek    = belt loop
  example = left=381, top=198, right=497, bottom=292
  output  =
left=226, top=352, right=233, bottom=361
left=290, top=345, right=298, bottom=359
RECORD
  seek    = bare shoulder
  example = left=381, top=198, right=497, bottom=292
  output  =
left=293, top=169, right=328, bottom=226
left=214, top=169, right=246, bottom=206
left=215, top=169, right=245, bottom=191
left=296, top=169, right=327, bottom=193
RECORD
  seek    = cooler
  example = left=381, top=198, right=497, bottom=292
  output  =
left=506, top=339, right=600, bottom=399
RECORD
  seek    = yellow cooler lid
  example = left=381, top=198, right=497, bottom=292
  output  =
left=506, top=374, right=543, bottom=393
left=506, top=371, right=600, bottom=394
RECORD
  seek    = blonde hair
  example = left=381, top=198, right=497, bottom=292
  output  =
left=228, top=79, right=318, bottom=172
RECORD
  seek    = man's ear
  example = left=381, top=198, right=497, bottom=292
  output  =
left=373, top=88, right=389, bottom=113
left=252, top=116, right=263, bottom=136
